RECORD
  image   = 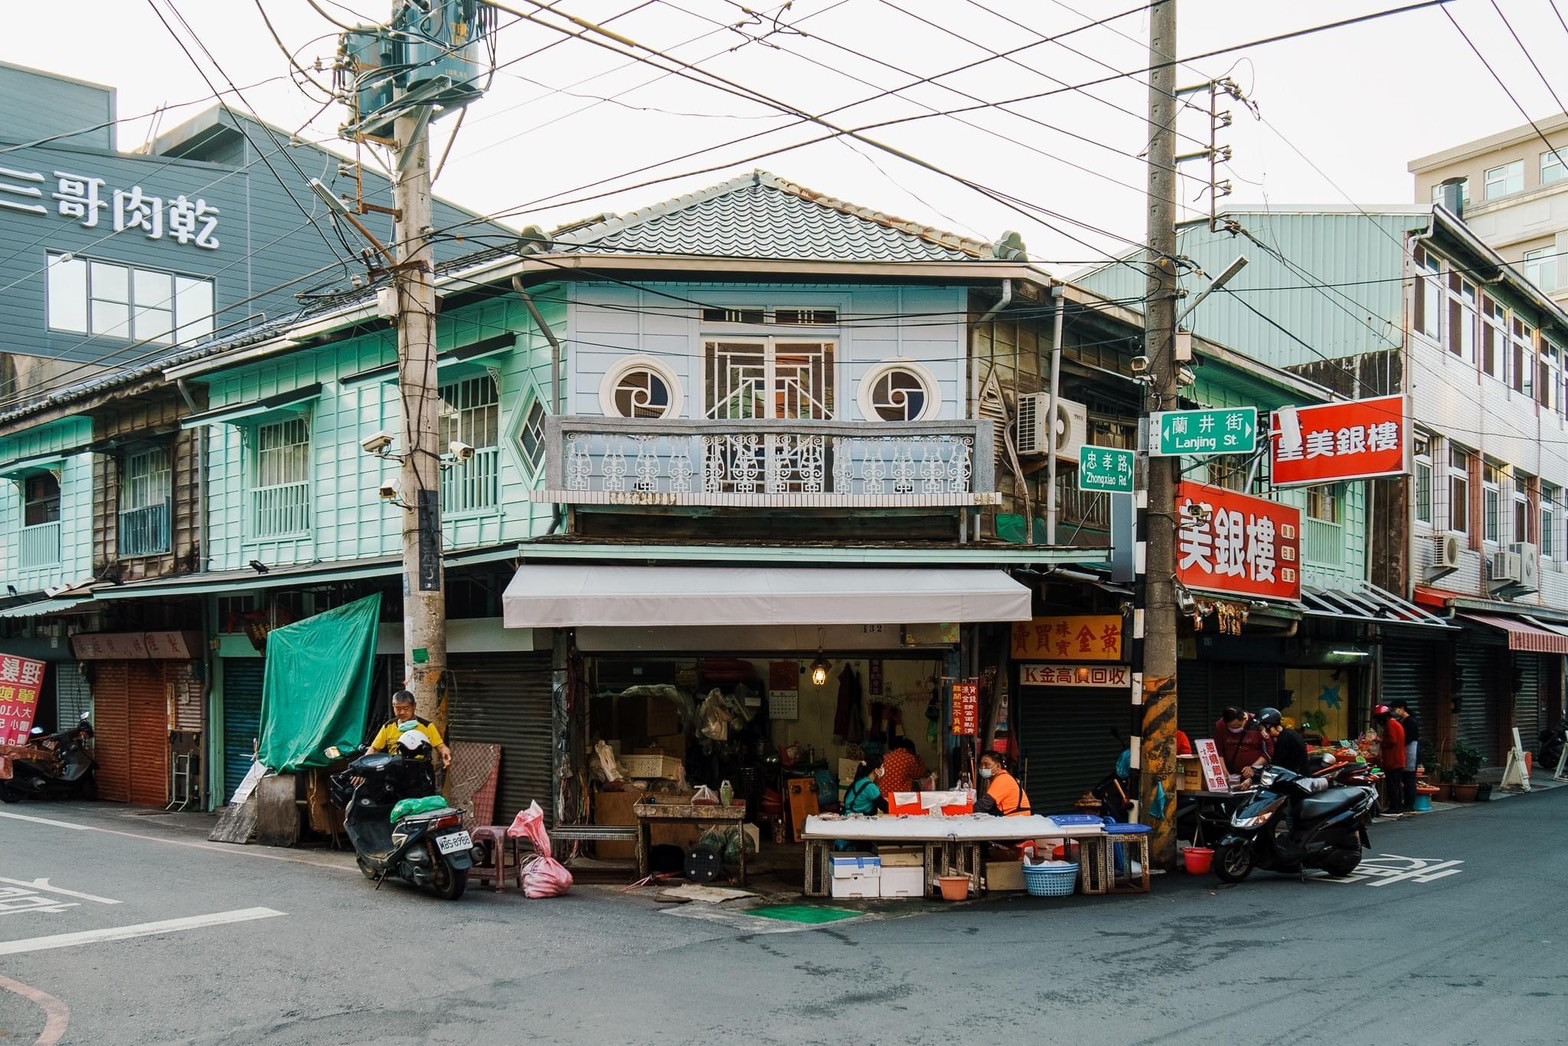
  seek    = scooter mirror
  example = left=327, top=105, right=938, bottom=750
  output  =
left=324, top=745, right=342, bottom=759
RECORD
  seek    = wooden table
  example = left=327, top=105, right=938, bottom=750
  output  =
left=633, top=800, right=748, bottom=884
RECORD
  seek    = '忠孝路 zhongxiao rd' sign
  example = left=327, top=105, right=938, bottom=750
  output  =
left=1270, top=395, right=1408, bottom=487
left=1176, top=482, right=1302, bottom=602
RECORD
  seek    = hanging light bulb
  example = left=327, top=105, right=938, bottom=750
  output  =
left=810, top=652, right=832, bottom=687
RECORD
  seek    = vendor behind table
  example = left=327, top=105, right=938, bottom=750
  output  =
left=1215, top=706, right=1268, bottom=780
left=835, top=756, right=888, bottom=852
left=974, top=750, right=1031, bottom=817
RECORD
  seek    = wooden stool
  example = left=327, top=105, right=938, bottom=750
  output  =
left=1104, top=825, right=1152, bottom=894
left=470, top=825, right=523, bottom=891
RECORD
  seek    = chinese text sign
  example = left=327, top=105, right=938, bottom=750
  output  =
left=0, top=655, right=46, bottom=746
left=1011, top=615, right=1124, bottom=661
left=1270, top=396, right=1408, bottom=487
left=1176, top=482, right=1302, bottom=601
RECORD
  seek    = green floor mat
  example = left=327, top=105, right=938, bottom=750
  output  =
left=748, top=905, right=863, bottom=925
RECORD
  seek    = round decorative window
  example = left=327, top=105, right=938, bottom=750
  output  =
left=858, top=360, right=941, bottom=421
left=600, top=356, right=684, bottom=419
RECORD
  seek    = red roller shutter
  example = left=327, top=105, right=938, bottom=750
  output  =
left=93, top=662, right=131, bottom=803
left=127, top=662, right=170, bottom=806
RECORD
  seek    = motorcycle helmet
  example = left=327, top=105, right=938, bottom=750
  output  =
left=1256, top=707, right=1283, bottom=729
left=1372, top=704, right=1391, bottom=718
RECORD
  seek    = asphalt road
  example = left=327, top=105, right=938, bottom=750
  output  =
left=1, top=789, right=1564, bottom=1045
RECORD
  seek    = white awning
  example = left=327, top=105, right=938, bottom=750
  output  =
left=502, top=564, right=1032, bottom=629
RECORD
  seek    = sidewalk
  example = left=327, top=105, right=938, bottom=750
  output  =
left=1386, top=765, right=1566, bottom=821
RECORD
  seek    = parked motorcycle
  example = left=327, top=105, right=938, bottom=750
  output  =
left=0, top=713, right=96, bottom=803
left=1213, top=761, right=1376, bottom=882
left=326, top=736, right=474, bottom=900
left=1538, top=726, right=1566, bottom=775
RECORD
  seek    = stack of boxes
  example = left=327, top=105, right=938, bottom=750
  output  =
left=829, top=849, right=926, bottom=898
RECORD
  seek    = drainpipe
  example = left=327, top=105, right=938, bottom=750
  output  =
left=978, top=279, right=1013, bottom=326
left=1045, top=286, right=1066, bottom=545
left=511, top=276, right=567, bottom=533
left=978, top=281, right=1016, bottom=540
left=177, top=377, right=214, bottom=808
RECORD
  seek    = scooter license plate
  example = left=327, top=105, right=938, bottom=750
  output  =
left=435, top=830, right=473, bottom=855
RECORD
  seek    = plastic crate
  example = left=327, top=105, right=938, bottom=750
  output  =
left=1023, top=860, right=1078, bottom=897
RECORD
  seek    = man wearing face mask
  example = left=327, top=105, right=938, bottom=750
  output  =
left=973, top=750, right=1032, bottom=817
left=1214, top=706, right=1268, bottom=782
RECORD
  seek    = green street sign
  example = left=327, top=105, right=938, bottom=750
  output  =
left=1078, top=445, right=1135, bottom=493
left=1150, top=407, right=1257, bottom=457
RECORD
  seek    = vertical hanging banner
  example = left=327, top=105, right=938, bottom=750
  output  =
left=951, top=681, right=980, bottom=737
left=1176, top=482, right=1303, bottom=601
left=0, top=654, right=46, bottom=746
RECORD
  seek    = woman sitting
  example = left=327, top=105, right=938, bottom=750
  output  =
left=974, top=750, right=1032, bottom=817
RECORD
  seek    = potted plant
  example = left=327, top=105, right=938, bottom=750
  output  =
left=1423, top=760, right=1452, bottom=801
left=1449, top=742, right=1484, bottom=802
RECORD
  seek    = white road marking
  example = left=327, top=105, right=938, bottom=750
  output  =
left=1309, top=853, right=1464, bottom=887
left=0, top=877, right=121, bottom=904
left=0, top=907, right=285, bottom=956
left=0, top=811, right=93, bottom=831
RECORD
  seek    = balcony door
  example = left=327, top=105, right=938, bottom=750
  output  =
left=704, top=339, right=835, bottom=420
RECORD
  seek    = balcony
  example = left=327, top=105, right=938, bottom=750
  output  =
left=1304, top=517, right=1345, bottom=567
left=533, top=418, right=999, bottom=508
left=251, top=482, right=310, bottom=538
left=19, top=521, right=60, bottom=568
left=119, top=500, right=172, bottom=557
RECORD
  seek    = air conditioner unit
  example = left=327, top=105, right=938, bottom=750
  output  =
left=1508, top=541, right=1541, bottom=593
left=1490, top=550, right=1522, bottom=586
left=1016, top=393, right=1087, bottom=461
left=1431, top=532, right=1463, bottom=574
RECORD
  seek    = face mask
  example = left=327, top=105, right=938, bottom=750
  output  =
left=1228, top=725, right=1245, bottom=734
left=397, top=718, right=420, bottom=732
left=979, top=768, right=994, bottom=779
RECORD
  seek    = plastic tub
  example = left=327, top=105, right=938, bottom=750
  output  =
left=1183, top=847, right=1215, bottom=875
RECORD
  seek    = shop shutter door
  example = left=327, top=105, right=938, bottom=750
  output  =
left=1381, top=636, right=1438, bottom=742
left=222, top=660, right=265, bottom=803
left=1177, top=662, right=1216, bottom=742
left=127, top=662, right=170, bottom=806
left=1513, top=653, right=1542, bottom=754
left=1455, top=642, right=1499, bottom=764
left=55, top=662, right=93, bottom=731
left=1017, top=689, right=1129, bottom=817
left=92, top=662, right=131, bottom=803
left=447, top=653, right=554, bottom=826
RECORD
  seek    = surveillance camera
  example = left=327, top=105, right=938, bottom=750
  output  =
left=1177, top=365, right=1198, bottom=386
left=378, top=480, right=400, bottom=501
left=362, top=432, right=394, bottom=456
left=448, top=440, right=475, bottom=462
left=1129, top=355, right=1151, bottom=374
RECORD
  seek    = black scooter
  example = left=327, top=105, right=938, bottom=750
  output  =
left=326, top=739, right=474, bottom=900
left=0, top=713, right=96, bottom=803
left=1213, top=761, right=1376, bottom=882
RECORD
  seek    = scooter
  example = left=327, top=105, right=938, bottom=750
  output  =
left=1538, top=726, right=1566, bottom=776
left=1213, top=761, right=1376, bottom=882
left=0, top=713, right=96, bottom=803
left=326, top=735, right=474, bottom=900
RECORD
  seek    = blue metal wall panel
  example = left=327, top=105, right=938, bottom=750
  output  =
left=0, top=64, right=113, bottom=150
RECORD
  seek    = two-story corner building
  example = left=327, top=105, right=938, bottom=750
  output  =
left=0, top=61, right=505, bottom=806
left=1410, top=117, right=1568, bottom=311
left=1079, top=204, right=1568, bottom=773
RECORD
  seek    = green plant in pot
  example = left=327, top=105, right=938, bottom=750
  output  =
left=1424, top=760, right=1452, bottom=801
left=1449, top=741, right=1484, bottom=801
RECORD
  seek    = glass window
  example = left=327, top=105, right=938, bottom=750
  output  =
left=1544, top=483, right=1558, bottom=558
left=122, top=447, right=171, bottom=510
left=1525, top=247, right=1558, bottom=293
left=257, top=417, right=310, bottom=488
left=1414, top=433, right=1433, bottom=524
left=519, top=397, right=547, bottom=477
left=705, top=339, right=834, bottom=420
left=1543, top=150, right=1567, bottom=186
left=439, top=375, right=500, bottom=448
left=22, top=472, right=61, bottom=527
left=1481, top=296, right=1506, bottom=379
left=1446, top=273, right=1476, bottom=361
left=1306, top=485, right=1340, bottom=523
left=1484, top=462, right=1503, bottom=543
left=1485, top=160, right=1525, bottom=199
left=859, top=362, right=940, bottom=422
left=1512, top=317, right=1535, bottom=396
left=1449, top=446, right=1470, bottom=535
left=45, top=252, right=214, bottom=345
left=1513, top=474, right=1531, bottom=545
left=1413, top=247, right=1442, bottom=341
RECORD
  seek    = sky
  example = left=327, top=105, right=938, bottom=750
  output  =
left=5, top=0, right=1568, bottom=281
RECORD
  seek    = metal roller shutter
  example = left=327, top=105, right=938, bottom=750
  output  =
left=447, top=653, right=555, bottom=827
left=128, top=662, right=170, bottom=807
left=1455, top=642, right=1499, bottom=764
left=55, top=662, right=92, bottom=731
left=1513, top=653, right=1542, bottom=754
left=1381, top=636, right=1439, bottom=747
left=1017, top=688, right=1129, bottom=817
left=222, top=660, right=265, bottom=803
left=92, top=662, right=130, bottom=803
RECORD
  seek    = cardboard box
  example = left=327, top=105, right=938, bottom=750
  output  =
left=593, top=787, right=642, bottom=860
left=879, top=848, right=923, bottom=868
left=650, top=733, right=689, bottom=759
left=1177, top=755, right=1204, bottom=792
left=986, top=859, right=1026, bottom=892
left=620, top=754, right=683, bottom=780
left=831, top=874, right=880, bottom=898
left=619, top=693, right=682, bottom=739
left=830, top=853, right=881, bottom=877
left=879, top=865, right=925, bottom=898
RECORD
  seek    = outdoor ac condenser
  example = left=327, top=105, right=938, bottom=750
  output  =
left=1015, top=393, right=1086, bottom=462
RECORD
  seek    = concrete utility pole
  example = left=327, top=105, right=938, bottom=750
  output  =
left=392, top=110, right=447, bottom=725
left=1138, top=0, right=1180, bottom=867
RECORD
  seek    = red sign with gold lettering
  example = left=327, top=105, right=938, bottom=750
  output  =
left=951, top=681, right=980, bottom=737
left=0, top=654, right=46, bottom=746
left=1011, top=615, right=1124, bottom=661
left=1176, top=482, right=1302, bottom=601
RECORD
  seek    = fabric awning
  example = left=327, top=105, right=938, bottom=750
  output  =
left=1458, top=612, right=1568, bottom=654
left=502, top=565, right=1033, bottom=629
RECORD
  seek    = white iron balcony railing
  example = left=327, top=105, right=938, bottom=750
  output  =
left=441, top=445, right=500, bottom=515
left=532, top=418, right=999, bottom=508
left=119, top=499, right=172, bottom=557
left=19, top=521, right=61, bottom=567
left=1304, top=517, right=1345, bottom=568
left=251, top=482, right=310, bottom=538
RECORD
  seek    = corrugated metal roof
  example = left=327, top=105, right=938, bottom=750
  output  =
left=561, top=170, right=1002, bottom=262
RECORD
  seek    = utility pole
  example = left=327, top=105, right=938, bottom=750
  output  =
left=392, top=109, right=447, bottom=726
left=1138, top=0, right=1180, bottom=867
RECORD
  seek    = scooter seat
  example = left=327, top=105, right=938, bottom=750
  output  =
left=1298, top=791, right=1359, bottom=820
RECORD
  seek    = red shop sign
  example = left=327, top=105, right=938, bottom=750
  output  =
left=951, top=681, right=980, bottom=737
left=1176, top=482, right=1302, bottom=601
left=1270, top=395, right=1408, bottom=487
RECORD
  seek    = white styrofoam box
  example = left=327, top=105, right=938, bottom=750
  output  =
left=878, top=865, right=925, bottom=898
left=830, top=854, right=881, bottom=878
left=879, top=849, right=923, bottom=868
left=831, top=874, right=880, bottom=898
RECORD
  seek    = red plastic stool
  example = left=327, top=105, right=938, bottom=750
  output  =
left=470, top=825, right=523, bottom=891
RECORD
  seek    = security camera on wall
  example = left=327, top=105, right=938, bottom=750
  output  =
left=362, top=432, right=395, bottom=456
left=378, top=480, right=401, bottom=501
left=448, top=440, right=476, bottom=462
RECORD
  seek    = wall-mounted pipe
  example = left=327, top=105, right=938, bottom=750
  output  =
left=511, top=275, right=564, bottom=417
left=1045, top=285, right=1065, bottom=545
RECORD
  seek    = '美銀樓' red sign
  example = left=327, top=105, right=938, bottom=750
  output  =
left=1270, top=395, right=1408, bottom=487
left=1176, top=482, right=1302, bottom=602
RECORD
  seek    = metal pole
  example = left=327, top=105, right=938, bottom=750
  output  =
left=1045, top=286, right=1065, bottom=545
left=1138, top=0, right=1181, bottom=868
left=392, top=109, right=447, bottom=727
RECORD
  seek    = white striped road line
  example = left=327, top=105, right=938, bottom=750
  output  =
left=0, top=811, right=93, bottom=831
left=0, top=877, right=121, bottom=904
left=0, top=907, right=285, bottom=956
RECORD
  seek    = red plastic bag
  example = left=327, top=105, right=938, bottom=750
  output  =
left=507, top=800, right=573, bottom=898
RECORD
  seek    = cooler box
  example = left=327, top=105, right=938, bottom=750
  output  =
left=831, top=854, right=881, bottom=898
left=878, top=866, right=924, bottom=898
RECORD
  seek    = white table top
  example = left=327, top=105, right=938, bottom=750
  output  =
left=801, top=813, right=1107, bottom=842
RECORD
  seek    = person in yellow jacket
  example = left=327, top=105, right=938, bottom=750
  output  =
left=367, top=690, right=452, bottom=769
left=974, top=750, right=1031, bottom=817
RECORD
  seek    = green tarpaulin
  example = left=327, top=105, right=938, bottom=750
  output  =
left=256, top=593, right=382, bottom=773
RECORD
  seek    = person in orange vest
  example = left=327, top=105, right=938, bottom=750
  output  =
left=974, top=749, right=1032, bottom=817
